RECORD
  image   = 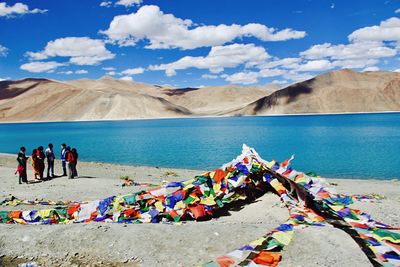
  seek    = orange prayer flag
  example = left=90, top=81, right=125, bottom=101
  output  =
left=212, top=169, right=226, bottom=183
left=215, top=256, right=235, bottom=267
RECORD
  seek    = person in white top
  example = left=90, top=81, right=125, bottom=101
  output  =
left=45, top=143, right=55, bottom=178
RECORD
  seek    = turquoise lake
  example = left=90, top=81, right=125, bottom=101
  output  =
left=0, top=113, right=399, bottom=179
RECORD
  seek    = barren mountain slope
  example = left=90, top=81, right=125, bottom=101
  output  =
left=232, top=70, right=400, bottom=115
left=163, top=84, right=279, bottom=114
left=0, top=78, right=191, bottom=121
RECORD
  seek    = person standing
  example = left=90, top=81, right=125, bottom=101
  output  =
left=61, top=143, right=67, bottom=176
left=16, top=147, right=28, bottom=184
left=65, top=146, right=74, bottom=179
left=71, top=148, right=79, bottom=178
left=31, top=149, right=39, bottom=180
left=45, top=143, right=55, bottom=178
left=37, top=146, right=46, bottom=180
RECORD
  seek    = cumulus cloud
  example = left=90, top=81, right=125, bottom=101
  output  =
left=0, top=2, right=47, bottom=17
left=101, top=5, right=306, bottom=49
left=300, top=41, right=396, bottom=60
left=149, top=43, right=270, bottom=76
left=59, top=69, right=88, bottom=75
left=296, top=17, right=400, bottom=73
left=58, top=70, right=73, bottom=75
left=116, top=0, right=143, bottom=7
left=271, top=79, right=289, bottom=85
left=100, top=1, right=112, bottom=7
left=396, top=9, right=400, bottom=14
left=0, top=44, right=8, bottom=57
left=362, top=66, right=380, bottom=72
left=225, top=71, right=259, bottom=85
left=76, top=69, right=88, bottom=74
left=282, top=71, right=314, bottom=82
left=20, top=61, right=65, bottom=73
left=26, top=37, right=115, bottom=65
left=223, top=67, right=313, bottom=85
left=121, top=67, right=144, bottom=75
left=348, top=17, right=400, bottom=42
left=120, top=76, right=134, bottom=81
left=297, top=59, right=334, bottom=72
left=106, top=71, right=117, bottom=75
left=100, top=0, right=142, bottom=8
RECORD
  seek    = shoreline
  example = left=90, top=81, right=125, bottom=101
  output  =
left=0, top=153, right=397, bottom=181
left=0, top=110, right=399, bottom=125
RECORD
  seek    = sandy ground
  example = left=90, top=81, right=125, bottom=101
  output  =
left=0, top=154, right=399, bottom=267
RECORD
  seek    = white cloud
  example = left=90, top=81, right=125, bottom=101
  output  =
left=396, top=9, right=400, bottom=14
left=363, top=66, right=380, bottom=72
left=120, top=76, right=134, bottom=81
left=301, top=41, right=396, bottom=60
left=0, top=77, right=11, bottom=81
left=297, top=17, right=400, bottom=73
left=258, top=68, right=286, bottom=77
left=257, top=57, right=301, bottom=70
left=282, top=71, right=314, bottom=82
left=223, top=68, right=287, bottom=85
left=201, top=74, right=219, bottom=79
left=225, top=71, right=259, bottom=85
left=121, top=67, right=144, bottom=75
left=349, top=17, right=400, bottom=42
left=0, top=44, right=8, bottom=57
left=330, top=3, right=335, bottom=9
left=102, top=67, right=116, bottom=71
left=393, top=68, right=400, bottom=72
left=149, top=43, right=270, bottom=76
left=297, top=59, right=334, bottom=72
left=76, top=69, right=88, bottom=74
left=26, top=37, right=115, bottom=66
left=58, top=70, right=73, bottom=75
left=101, top=5, right=306, bottom=49
left=332, top=58, right=379, bottom=69
left=106, top=71, right=117, bottom=75
left=0, top=2, right=47, bottom=17
left=116, top=0, right=143, bottom=7
left=20, top=61, right=65, bottom=73
left=59, top=69, right=88, bottom=75
left=271, top=79, right=289, bottom=85
left=100, top=1, right=112, bottom=7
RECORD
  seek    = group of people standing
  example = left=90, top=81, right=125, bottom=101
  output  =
left=16, top=143, right=79, bottom=184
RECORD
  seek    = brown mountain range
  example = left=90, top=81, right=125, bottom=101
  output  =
left=0, top=69, right=399, bottom=122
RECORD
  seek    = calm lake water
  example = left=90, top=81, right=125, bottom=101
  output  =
left=0, top=113, right=399, bottom=179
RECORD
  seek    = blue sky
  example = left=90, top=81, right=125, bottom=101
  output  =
left=0, top=0, right=399, bottom=87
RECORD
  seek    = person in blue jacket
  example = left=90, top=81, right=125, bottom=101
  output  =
left=61, top=143, right=67, bottom=176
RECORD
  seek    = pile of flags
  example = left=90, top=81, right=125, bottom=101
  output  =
left=0, top=145, right=398, bottom=266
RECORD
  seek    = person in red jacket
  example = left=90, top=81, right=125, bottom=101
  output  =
left=71, top=148, right=79, bottom=178
left=66, top=146, right=75, bottom=179
left=36, top=146, right=46, bottom=180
